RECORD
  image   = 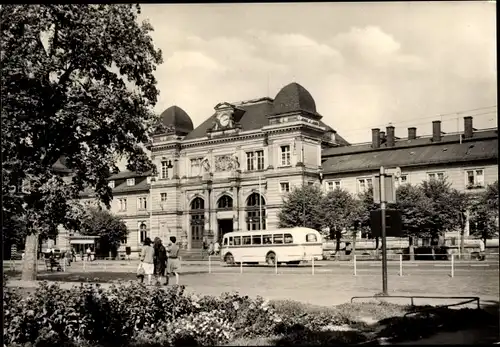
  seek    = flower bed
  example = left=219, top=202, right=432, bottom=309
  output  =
left=3, top=275, right=498, bottom=346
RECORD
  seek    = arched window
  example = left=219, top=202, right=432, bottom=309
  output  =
left=140, top=223, right=147, bottom=243
left=190, top=197, right=205, bottom=248
left=217, top=195, right=233, bottom=209
left=246, top=193, right=266, bottom=231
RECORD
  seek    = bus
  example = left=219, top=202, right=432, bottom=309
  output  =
left=220, top=227, right=323, bottom=266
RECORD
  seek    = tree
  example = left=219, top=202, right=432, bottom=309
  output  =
left=278, top=184, right=324, bottom=231
left=356, top=187, right=380, bottom=248
left=1, top=5, right=162, bottom=280
left=395, top=184, right=434, bottom=259
left=321, top=188, right=361, bottom=254
left=80, top=207, right=129, bottom=258
left=469, top=181, right=499, bottom=246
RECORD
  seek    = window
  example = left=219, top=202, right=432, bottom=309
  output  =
left=306, top=233, right=318, bottom=242
left=280, top=182, right=290, bottom=193
left=273, top=234, right=284, bottom=244
left=223, top=237, right=228, bottom=246
left=465, top=169, right=484, bottom=188
left=327, top=181, right=341, bottom=191
left=357, top=178, right=373, bottom=192
left=229, top=236, right=233, bottom=245
left=246, top=193, right=266, bottom=231
left=119, top=198, right=127, bottom=212
left=284, top=233, right=293, bottom=244
left=190, top=158, right=202, bottom=176
left=395, top=175, right=408, bottom=187
left=427, top=172, right=445, bottom=181
left=242, top=236, right=251, bottom=245
left=137, top=197, right=147, bottom=210
left=280, top=145, right=291, bottom=166
left=233, top=236, right=241, bottom=246
left=252, top=235, right=262, bottom=245
left=246, top=150, right=265, bottom=171
left=108, top=180, right=115, bottom=189
left=160, top=193, right=168, bottom=203
left=127, top=178, right=135, bottom=186
left=263, top=234, right=272, bottom=244
left=161, top=161, right=170, bottom=179
left=121, top=237, right=128, bottom=245
left=308, top=181, right=314, bottom=186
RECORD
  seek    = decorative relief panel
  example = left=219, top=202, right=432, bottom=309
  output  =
left=214, top=154, right=240, bottom=172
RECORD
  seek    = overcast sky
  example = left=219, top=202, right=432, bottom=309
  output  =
left=138, top=2, right=496, bottom=144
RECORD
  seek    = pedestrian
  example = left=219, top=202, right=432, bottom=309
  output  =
left=208, top=241, right=214, bottom=256
left=138, top=237, right=155, bottom=285
left=182, top=237, right=188, bottom=250
left=71, top=248, right=76, bottom=262
left=213, top=240, right=220, bottom=256
left=86, top=247, right=92, bottom=261
left=478, top=238, right=486, bottom=261
left=201, top=238, right=208, bottom=259
left=166, top=236, right=181, bottom=285
left=153, top=237, right=168, bottom=286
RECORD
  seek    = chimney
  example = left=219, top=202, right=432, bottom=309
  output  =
left=464, top=116, right=473, bottom=139
left=386, top=125, right=395, bottom=147
left=371, top=128, right=380, bottom=149
left=432, top=121, right=441, bottom=142
left=408, top=127, right=417, bottom=140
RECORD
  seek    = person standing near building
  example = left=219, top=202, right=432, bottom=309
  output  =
left=138, top=237, right=155, bottom=285
left=208, top=241, right=214, bottom=256
left=166, top=236, right=180, bottom=285
left=153, top=237, right=167, bottom=286
left=86, top=247, right=92, bottom=261
left=201, top=237, right=208, bottom=259
left=478, top=238, right=486, bottom=261
left=213, top=240, right=220, bottom=256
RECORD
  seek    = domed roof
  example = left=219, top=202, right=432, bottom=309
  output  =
left=159, top=106, right=194, bottom=135
left=272, top=82, right=317, bottom=115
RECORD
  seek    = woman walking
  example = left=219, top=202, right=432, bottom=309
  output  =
left=166, top=236, right=181, bottom=285
left=138, top=237, right=155, bottom=285
left=153, top=237, right=168, bottom=285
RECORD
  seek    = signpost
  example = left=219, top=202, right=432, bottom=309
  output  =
left=371, top=166, right=401, bottom=296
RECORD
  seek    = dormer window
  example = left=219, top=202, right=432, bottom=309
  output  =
left=127, top=178, right=135, bottom=186
left=108, top=180, right=115, bottom=189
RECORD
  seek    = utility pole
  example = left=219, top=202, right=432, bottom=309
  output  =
left=379, top=166, right=388, bottom=296
left=259, top=176, right=263, bottom=230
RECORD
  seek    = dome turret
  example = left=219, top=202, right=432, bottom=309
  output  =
left=158, top=106, right=194, bottom=135
left=272, top=82, right=318, bottom=115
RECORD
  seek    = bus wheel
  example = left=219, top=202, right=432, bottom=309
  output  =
left=266, top=252, right=276, bottom=266
left=224, top=253, right=234, bottom=266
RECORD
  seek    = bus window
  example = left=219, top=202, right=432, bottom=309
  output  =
left=234, top=236, right=241, bottom=246
left=273, top=234, right=284, bottom=244
left=284, top=234, right=293, bottom=244
left=242, top=236, right=251, bottom=245
left=252, top=235, right=262, bottom=245
left=263, top=235, right=272, bottom=244
left=306, top=233, right=317, bottom=242
left=229, top=236, right=233, bottom=245
left=223, top=237, right=228, bottom=246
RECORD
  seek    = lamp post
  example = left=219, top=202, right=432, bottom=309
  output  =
left=149, top=177, right=156, bottom=239
left=259, top=176, right=263, bottom=230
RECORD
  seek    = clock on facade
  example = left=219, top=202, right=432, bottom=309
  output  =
left=218, top=112, right=231, bottom=127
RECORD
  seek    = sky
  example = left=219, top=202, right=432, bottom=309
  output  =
left=138, top=2, right=496, bottom=144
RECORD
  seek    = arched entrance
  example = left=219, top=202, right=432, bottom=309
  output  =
left=190, top=197, right=205, bottom=249
left=217, top=195, right=233, bottom=242
left=139, top=223, right=147, bottom=244
left=246, top=193, right=266, bottom=231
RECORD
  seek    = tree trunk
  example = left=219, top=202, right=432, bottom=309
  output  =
left=459, top=227, right=465, bottom=261
left=409, top=236, right=415, bottom=261
left=21, top=232, right=39, bottom=281
left=351, top=231, right=357, bottom=261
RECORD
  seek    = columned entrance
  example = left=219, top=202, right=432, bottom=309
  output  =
left=217, top=195, right=234, bottom=242
left=190, top=197, right=205, bottom=249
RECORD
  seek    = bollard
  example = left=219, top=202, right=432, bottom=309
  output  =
left=399, top=254, right=403, bottom=276
left=83, top=258, right=86, bottom=272
left=312, top=257, right=315, bottom=275
left=353, top=255, right=357, bottom=276
left=275, top=257, right=278, bottom=275
left=451, top=254, right=454, bottom=278
left=240, top=258, right=243, bottom=274
left=104, top=259, right=107, bottom=271
left=208, top=255, right=212, bottom=274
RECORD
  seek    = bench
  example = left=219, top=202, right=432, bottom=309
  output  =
left=44, top=259, right=63, bottom=272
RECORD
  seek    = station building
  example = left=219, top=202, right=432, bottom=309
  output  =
left=54, top=82, right=497, bottom=255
